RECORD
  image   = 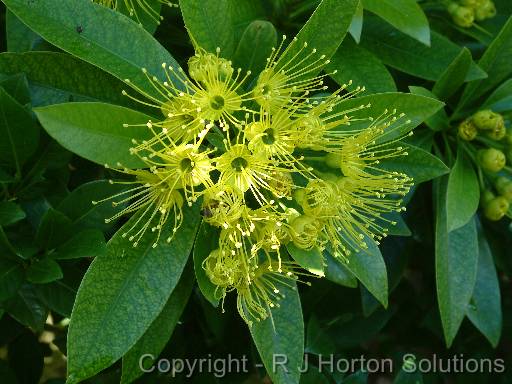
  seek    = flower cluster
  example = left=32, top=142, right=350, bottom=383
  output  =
left=446, top=0, right=496, bottom=28
left=99, top=37, right=413, bottom=325
left=93, top=0, right=177, bottom=24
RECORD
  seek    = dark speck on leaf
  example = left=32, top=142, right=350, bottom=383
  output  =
left=76, top=26, right=83, bottom=34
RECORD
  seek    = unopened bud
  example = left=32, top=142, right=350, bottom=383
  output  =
left=289, top=215, right=322, bottom=250
left=495, top=177, right=512, bottom=202
left=448, top=3, right=475, bottom=27
left=478, top=148, right=506, bottom=172
left=472, top=110, right=504, bottom=132
left=484, top=196, right=509, bottom=221
left=475, top=0, right=496, bottom=21
left=458, top=119, right=478, bottom=141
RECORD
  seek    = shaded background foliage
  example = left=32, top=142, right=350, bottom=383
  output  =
left=0, top=0, right=511, bottom=383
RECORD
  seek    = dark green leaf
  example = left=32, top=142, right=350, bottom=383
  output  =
left=446, top=148, right=480, bottom=232
left=193, top=222, right=221, bottom=307
left=408, top=86, right=449, bottom=131
left=179, top=0, right=236, bottom=57
left=482, top=78, right=512, bottom=112
left=286, top=243, right=325, bottom=277
left=2, top=0, right=181, bottom=96
left=323, top=250, right=357, bottom=288
left=467, top=231, right=502, bottom=347
left=432, top=48, right=473, bottom=101
left=34, top=102, right=153, bottom=168
left=66, top=204, right=200, bottom=383
left=0, top=87, right=40, bottom=175
left=0, top=201, right=26, bottom=227
left=27, top=258, right=63, bottom=284
left=6, top=9, right=44, bottom=52
left=328, top=37, right=396, bottom=94
left=36, top=265, right=82, bottom=317
left=51, top=229, right=106, bottom=260
left=5, top=284, right=48, bottom=331
left=0, top=259, right=24, bottom=301
left=251, top=280, right=303, bottom=384
left=362, top=0, right=430, bottom=45
left=435, top=177, right=479, bottom=347
left=348, top=0, right=363, bottom=43
left=342, top=370, right=368, bottom=384
left=0, top=73, right=31, bottom=105
left=121, top=264, right=195, bottom=384
left=36, top=208, right=73, bottom=250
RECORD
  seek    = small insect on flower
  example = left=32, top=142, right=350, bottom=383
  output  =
left=93, top=0, right=178, bottom=25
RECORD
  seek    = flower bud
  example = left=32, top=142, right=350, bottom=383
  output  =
left=480, top=189, right=495, bottom=207
left=325, top=153, right=342, bottom=169
left=484, top=196, right=510, bottom=221
left=495, top=177, right=512, bottom=202
left=458, top=119, right=478, bottom=141
left=448, top=3, right=475, bottom=27
left=289, top=215, right=323, bottom=250
left=477, top=148, right=506, bottom=172
left=484, top=122, right=506, bottom=141
left=460, top=0, right=478, bottom=6
left=475, top=0, right=496, bottom=21
left=472, top=110, right=504, bottom=132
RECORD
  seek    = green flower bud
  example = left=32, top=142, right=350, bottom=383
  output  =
left=289, top=215, right=323, bottom=250
left=484, top=122, right=506, bottom=141
left=480, top=189, right=495, bottom=207
left=478, top=148, right=506, bottom=172
left=460, top=0, right=478, bottom=6
left=484, top=196, right=510, bottom=221
left=458, top=119, right=478, bottom=141
left=448, top=3, right=475, bottom=27
left=325, top=153, right=342, bottom=169
left=475, top=0, right=496, bottom=21
left=472, top=110, right=504, bottom=131
left=495, top=177, right=512, bottom=202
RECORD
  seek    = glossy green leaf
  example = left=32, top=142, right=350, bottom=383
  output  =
left=408, top=86, right=449, bottom=131
left=34, top=102, right=153, bottom=168
left=482, top=78, right=512, bottom=112
left=379, top=143, right=449, bottom=184
left=0, top=201, right=26, bottom=227
left=348, top=0, right=363, bottom=43
left=193, top=222, right=221, bottom=307
left=459, top=16, right=512, bottom=108
left=2, top=0, right=181, bottom=95
left=6, top=10, right=45, bottom=52
left=251, top=280, right=304, bottom=384
left=0, top=52, right=144, bottom=109
left=328, top=38, right=396, bottom=94
left=51, top=229, right=106, bottom=260
left=5, top=284, right=48, bottom=331
left=286, top=243, right=325, bottom=277
left=36, top=208, right=73, bottom=250
left=467, top=231, right=502, bottom=347
left=66, top=204, right=200, bottom=384
left=446, top=149, right=480, bottom=232
left=179, top=0, right=236, bottom=57
left=323, top=250, right=357, bottom=288
left=277, top=0, right=359, bottom=79
left=121, top=264, right=194, bottom=384
left=57, top=180, right=129, bottom=232
left=0, top=87, right=40, bottom=175
left=432, top=48, right=473, bottom=101
left=26, top=258, right=63, bottom=284
left=0, top=73, right=31, bottom=105
left=36, top=265, right=82, bottom=317
left=362, top=0, right=430, bottom=45
left=0, top=259, right=24, bottom=301
left=361, top=19, right=486, bottom=81
left=232, top=20, right=277, bottom=75
left=435, top=178, right=478, bottom=347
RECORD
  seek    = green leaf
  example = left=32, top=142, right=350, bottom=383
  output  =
left=435, top=177, right=479, bottom=347
left=300, top=367, right=329, bottom=384
left=6, top=9, right=44, bottom=52
left=482, top=78, right=512, bottom=113
left=446, top=149, right=480, bottom=232
left=66, top=204, right=200, bottom=384
left=323, top=250, right=357, bottom=288
left=179, top=0, right=236, bottom=57
left=0, top=259, right=24, bottom=301
left=0, top=201, right=26, bottom=227
left=51, top=229, right=106, bottom=260
left=193, top=222, right=220, bottom=307
left=432, top=48, right=473, bottom=101
left=328, top=37, right=396, bottom=94
left=0, top=87, right=40, bottom=175
left=348, top=0, right=363, bottom=43
left=394, top=362, right=424, bottom=384
left=459, top=16, right=512, bottom=109
left=27, top=258, right=63, bottom=284
left=34, top=102, right=153, bottom=169
left=251, top=280, right=304, bottom=384
left=5, top=284, right=48, bottom=331
left=57, top=180, right=129, bottom=232
left=362, top=0, right=430, bottom=45
left=361, top=18, right=486, bottom=81
left=0, top=52, right=145, bottom=109
left=232, top=20, right=277, bottom=75
left=36, top=265, right=82, bottom=317
left=121, top=264, right=194, bottom=384
left=286, top=243, right=325, bottom=277
left=0, top=73, right=31, bottom=105
left=36, top=208, right=73, bottom=250
left=2, top=0, right=181, bottom=96
left=333, top=92, right=445, bottom=141
left=277, top=0, right=359, bottom=79
left=408, top=86, right=449, bottom=131
left=343, top=371, right=368, bottom=384
left=467, top=231, right=502, bottom=347
left=340, top=236, right=388, bottom=307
